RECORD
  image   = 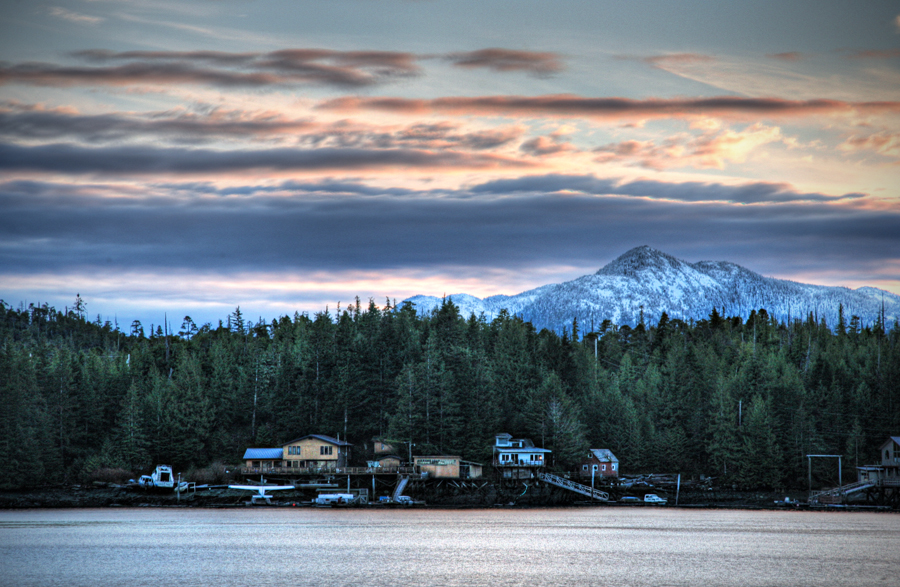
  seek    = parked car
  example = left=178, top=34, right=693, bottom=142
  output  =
left=618, top=496, right=641, bottom=503
left=395, top=495, right=414, bottom=505
left=643, top=494, right=667, bottom=504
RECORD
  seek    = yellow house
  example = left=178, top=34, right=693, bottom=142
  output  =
left=281, top=434, right=353, bottom=471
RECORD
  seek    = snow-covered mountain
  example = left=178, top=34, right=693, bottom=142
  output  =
left=404, top=246, right=900, bottom=333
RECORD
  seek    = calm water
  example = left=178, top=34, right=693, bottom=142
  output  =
left=1, top=507, right=898, bottom=587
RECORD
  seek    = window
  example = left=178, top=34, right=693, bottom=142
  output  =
left=320, top=445, right=333, bottom=456
left=582, top=465, right=588, bottom=471
left=601, top=464, right=606, bottom=471
left=612, top=464, right=617, bottom=471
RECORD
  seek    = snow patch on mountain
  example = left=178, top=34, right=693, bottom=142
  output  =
left=403, top=246, right=900, bottom=333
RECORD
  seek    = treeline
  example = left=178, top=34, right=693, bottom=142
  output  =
left=1, top=297, right=898, bottom=490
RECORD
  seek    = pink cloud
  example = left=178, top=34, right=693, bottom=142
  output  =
left=519, top=136, right=575, bottom=156
left=447, top=48, right=563, bottom=75
left=594, top=124, right=790, bottom=170
left=766, top=52, right=804, bottom=61
left=319, top=95, right=900, bottom=121
left=839, top=131, right=900, bottom=158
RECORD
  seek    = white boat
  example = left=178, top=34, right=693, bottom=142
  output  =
left=138, top=465, right=177, bottom=489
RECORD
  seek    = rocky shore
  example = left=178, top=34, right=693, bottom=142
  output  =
left=0, top=484, right=815, bottom=509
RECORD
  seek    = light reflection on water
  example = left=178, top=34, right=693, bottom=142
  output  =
left=1, top=507, right=898, bottom=587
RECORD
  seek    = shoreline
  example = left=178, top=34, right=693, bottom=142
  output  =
left=1, top=485, right=893, bottom=512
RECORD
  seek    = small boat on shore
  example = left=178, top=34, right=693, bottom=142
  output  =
left=137, top=465, right=177, bottom=490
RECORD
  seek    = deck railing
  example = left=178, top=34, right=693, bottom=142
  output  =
left=240, top=465, right=419, bottom=476
left=493, top=459, right=546, bottom=467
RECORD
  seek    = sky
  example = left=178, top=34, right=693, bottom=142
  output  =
left=1, top=0, right=899, bottom=330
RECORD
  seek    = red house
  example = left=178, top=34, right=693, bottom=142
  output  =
left=579, top=448, right=619, bottom=479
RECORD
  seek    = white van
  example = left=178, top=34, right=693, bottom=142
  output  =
left=314, top=493, right=355, bottom=505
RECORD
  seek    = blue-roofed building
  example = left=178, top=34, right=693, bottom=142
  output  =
left=242, top=448, right=284, bottom=470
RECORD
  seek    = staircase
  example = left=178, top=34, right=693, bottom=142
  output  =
left=538, top=472, right=609, bottom=502
left=392, top=476, right=409, bottom=501
left=810, top=480, right=874, bottom=504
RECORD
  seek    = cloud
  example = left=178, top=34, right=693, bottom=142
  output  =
left=0, top=102, right=527, bottom=150
left=0, top=142, right=531, bottom=175
left=49, top=7, right=103, bottom=24
left=631, top=53, right=716, bottom=68
left=469, top=173, right=865, bottom=204
left=0, top=103, right=317, bottom=142
left=839, top=131, right=900, bottom=158
left=844, top=49, right=900, bottom=59
left=318, top=95, right=900, bottom=121
left=0, top=177, right=891, bottom=283
left=594, top=123, right=793, bottom=170
left=0, top=48, right=421, bottom=88
left=519, top=136, right=575, bottom=156
left=447, top=48, right=563, bottom=75
left=0, top=47, right=573, bottom=89
left=766, top=52, right=804, bottom=61
left=300, top=121, right=525, bottom=151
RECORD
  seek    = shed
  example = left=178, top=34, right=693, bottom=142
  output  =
left=415, top=455, right=461, bottom=478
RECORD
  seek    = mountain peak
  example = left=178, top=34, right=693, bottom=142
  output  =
left=596, top=245, right=683, bottom=276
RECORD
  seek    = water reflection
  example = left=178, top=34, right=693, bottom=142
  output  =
left=1, top=508, right=897, bottom=586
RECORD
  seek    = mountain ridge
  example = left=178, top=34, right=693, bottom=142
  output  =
left=404, top=246, right=899, bottom=333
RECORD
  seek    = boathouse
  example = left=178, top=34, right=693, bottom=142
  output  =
left=413, top=456, right=484, bottom=479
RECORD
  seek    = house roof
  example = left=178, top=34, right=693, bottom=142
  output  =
left=880, top=436, right=900, bottom=448
left=243, top=448, right=283, bottom=460
left=589, top=449, right=619, bottom=463
left=283, top=434, right=353, bottom=447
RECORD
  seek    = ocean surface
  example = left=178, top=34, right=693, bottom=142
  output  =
left=1, top=507, right=898, bottom=587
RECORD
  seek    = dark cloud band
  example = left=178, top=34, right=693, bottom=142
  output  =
left=0, top=178, right=894, bottom=280
left=0, top=142, right=529, bottom=174
left=319, top=95, right=900, bottom=120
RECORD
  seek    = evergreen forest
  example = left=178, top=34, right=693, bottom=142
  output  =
left=1, top=296, right=898, bottom=491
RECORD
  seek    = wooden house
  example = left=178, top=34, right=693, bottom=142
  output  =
left=281, top=434, right=353, bottom=471
left=493, top=433, right=551, bottom=468
left=858, top=436, right=900, bottom=485
left=579, top=448, right=619, bottom=479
